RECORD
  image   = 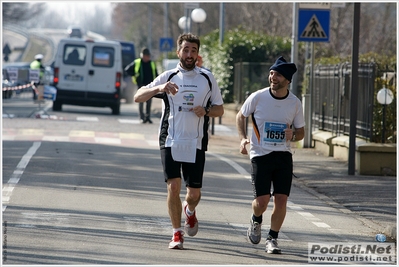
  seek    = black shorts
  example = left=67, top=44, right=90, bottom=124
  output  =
left=250, top=151, right=293, bottom=198
left=160, top=147, right=205, bottom=188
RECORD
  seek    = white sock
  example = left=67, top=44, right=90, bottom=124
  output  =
left=173, top=228, right=183, bottom=234
left=185, top=206, right=195, bottom=216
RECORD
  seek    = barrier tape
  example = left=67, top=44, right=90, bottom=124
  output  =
left=2, top=83, right=33, bottom=91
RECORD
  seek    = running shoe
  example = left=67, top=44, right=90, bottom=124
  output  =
left=183, top=201, right=198, bottom=236
left=265, top=238, right=281, bottom=254
left=247, top=219, right=261, bottom=244
left=168, top=231, right=184, bottom=249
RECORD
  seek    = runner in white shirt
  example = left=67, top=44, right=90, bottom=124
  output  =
left=236, top=56, right=305, bottom=254
left=134, top=33, right=224, bottom=250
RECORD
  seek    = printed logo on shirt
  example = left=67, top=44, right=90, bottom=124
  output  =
left=183, top=93, right=195, bottom=102
left=178, top=106, right=192, bottom=112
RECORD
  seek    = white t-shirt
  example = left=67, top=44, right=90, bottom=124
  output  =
left=143, top=64, right=224, bottom=151
left=240, top=87, right=305, bottom=158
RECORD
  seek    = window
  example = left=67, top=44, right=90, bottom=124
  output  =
left=63, top=45, right=86, bottom=66
left=92, top=46, right=115, bottom=67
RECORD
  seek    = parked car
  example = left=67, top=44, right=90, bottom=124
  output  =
left=2, top=68, right=17, bottom=99
left=2, top=62, right=32, bottom=92
left=3, top=61, right=54, bottom=84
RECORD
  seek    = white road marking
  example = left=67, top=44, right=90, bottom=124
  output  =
left=209, top=153, right=337, bottom=237
left=312, top=222, right=331, bottom=228
left=118, top=119, right=141, bottom=124
left=208, top=152, right=251, bottom=179
left=2, top=142, right=41, bottom=211
left=76, top=117, right=99, bottom=122
left=95, top=137, right=121, bottom=145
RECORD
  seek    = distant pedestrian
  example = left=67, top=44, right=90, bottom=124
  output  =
left=30, top=54, right=45, bottom=100
left=134, top=33, right=224, bottom=249
left=125, top=47, right=158, bottom=123
left=236, top=56, right=305, bottom=254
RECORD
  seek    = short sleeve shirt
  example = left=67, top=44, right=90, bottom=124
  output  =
left=240, top=87, right=305, bottom=159
left=143, top=64, right=224, bottom=150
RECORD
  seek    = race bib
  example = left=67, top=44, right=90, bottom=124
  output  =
left=171, top=139, right=197, bottom=163
left=262, top=122, right=286, bottom=147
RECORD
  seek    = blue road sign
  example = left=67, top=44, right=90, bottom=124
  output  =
left=298, top=9, right=330, bottom=42
left=160, top=37, right=174, bottom=52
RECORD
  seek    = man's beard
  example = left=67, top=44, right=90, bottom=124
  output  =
left=180, top=58, right=196, bottom=70
left=270, top=81, right=285, bottom=91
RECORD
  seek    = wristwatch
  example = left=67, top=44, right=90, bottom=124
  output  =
left=291, top=132, right=296, bottom=141
left=204, top=106, right=210, bottom=116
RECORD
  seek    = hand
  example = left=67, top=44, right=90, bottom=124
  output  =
left=239, top=138, right=250, bottom=155
left=284, top=123, right=293, bottom=141
left=191, top=106, right=206, bottom=117
left=161, top=82, right=178, bottom=95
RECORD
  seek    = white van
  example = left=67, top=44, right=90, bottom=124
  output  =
left=52, top=38, right=123, bottom=114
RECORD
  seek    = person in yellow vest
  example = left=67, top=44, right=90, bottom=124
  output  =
left=125, top=48, right=158, bottom=123
left=30, top=54, right=45, bottom=100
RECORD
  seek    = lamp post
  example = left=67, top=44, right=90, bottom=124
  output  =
left=178, top=16, right=190, bottom=33
left=191, top=8, right=207, bottom=36
left=376, top=87, right=394, bottom=143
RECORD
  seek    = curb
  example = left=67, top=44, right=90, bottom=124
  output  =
left=293, top=178, right=397, bottom=241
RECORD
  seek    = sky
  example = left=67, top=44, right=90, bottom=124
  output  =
left=45, top=1, right=112, bottom=25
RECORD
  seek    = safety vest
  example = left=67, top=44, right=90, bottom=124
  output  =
left=132, top=58, right=157, bottom=85
left=30, top=60, right=44, bottom=78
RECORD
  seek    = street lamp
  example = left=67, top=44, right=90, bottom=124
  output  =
left=376, top=87, right=394, bottom=143
left=191, top=8, right=207, bottom=36
left=178, top=16, right=190, bottom=33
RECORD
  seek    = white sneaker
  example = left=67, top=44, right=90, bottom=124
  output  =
left=247, top=219, right=261, bottom=244
left=265, top=238, right=281, bottom=254
left=168, top=230, right=184, bottom=249
left=183, top=201, right=198, bottom=237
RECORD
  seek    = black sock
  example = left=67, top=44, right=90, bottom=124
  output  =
left=252, top=214, right=262, bottom=224
left=268, top=229, right=279, bottom=239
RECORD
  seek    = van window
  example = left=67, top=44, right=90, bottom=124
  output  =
left=92, top=46, right=115, bottom=68
left=63, top=45, right=86, bottom=66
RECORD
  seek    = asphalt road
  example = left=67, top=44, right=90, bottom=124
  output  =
left=2, top=93, right=396, bottom=265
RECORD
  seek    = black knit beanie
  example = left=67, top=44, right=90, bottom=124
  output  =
left=269, top=56, right=297, bottom=82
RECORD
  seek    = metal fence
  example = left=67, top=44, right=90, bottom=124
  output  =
left=233, top=62, right=271, bottom=104
left=233, top=61, right=380, bottom=141
left=311, top=63, right=376, bottom=140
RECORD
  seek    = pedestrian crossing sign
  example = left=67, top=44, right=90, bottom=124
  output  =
left=160, top=37, right=174, bottom=52
left=298, top=10, right=330, bottom=42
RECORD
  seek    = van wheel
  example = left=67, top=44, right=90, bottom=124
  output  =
left=111, top=104, right=120, bottom=115
left=53, top=101, right=62, bottom=111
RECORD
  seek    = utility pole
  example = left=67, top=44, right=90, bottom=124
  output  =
left=290, top=3, right=299, bottom=96
left=348, top=3, right=361, bottom=175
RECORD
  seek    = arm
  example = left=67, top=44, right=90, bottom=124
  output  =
left=236, top=110, right=250, bottom=155
left=284, top=125, right=305, bottom=142
left=191, top=104, right=224, bottom=118
left=207, top=105, right=224, bottom=118
left=124, top=61, right=135, bottom=76
left=134, top=81, right=178, bottom=103
left=292, top=127, right=305, bottom=142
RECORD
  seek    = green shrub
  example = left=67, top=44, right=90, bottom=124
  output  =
left=201, top=28, right=291, bottom=103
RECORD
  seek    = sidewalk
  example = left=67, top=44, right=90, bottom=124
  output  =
left=151, top=99, right=397, bottom=241
left=222, top=104, right=396, bottom=241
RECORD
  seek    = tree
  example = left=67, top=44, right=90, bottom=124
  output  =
left=110, top=2, right=396, bottom=59
left=2, top=2, right=45, bottom=24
